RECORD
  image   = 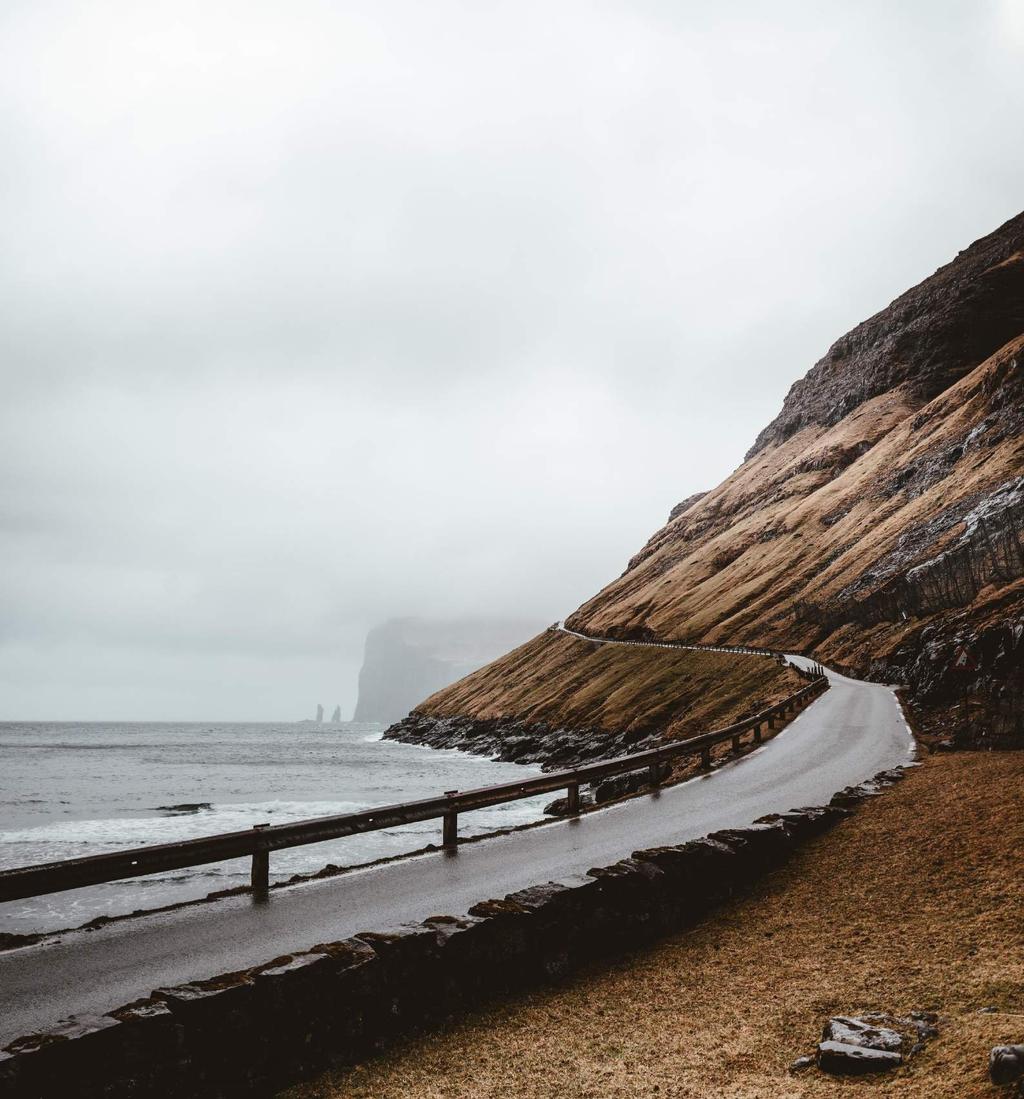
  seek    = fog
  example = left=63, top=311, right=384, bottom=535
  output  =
left=2, top=1, right=1022, bottom=719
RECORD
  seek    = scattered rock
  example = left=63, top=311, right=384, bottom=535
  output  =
left=823, top=1015, right=903, bottom=1052
left=817, top=1041, right=902, bottom=1075
left=789, top=1055, right=815, bottom=1072
left=543, top=792, right=595, bottom=816
left=990, top=1044, right=1024, bottom=1085
left=811, top=1011, right=941, bottom=1077
left=593, top=765, right=671, bottom=804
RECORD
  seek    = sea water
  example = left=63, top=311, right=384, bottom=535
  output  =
left=0, top=721, right=547, bottom=935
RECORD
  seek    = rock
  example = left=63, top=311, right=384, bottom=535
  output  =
left=822, top=1014, right=903, bottom=1053
left=817, top=1040, right=902, bottom=1075
left=990, top=1044, right=1024, bottom=1085
left=668, top=492, right=708, bottom=523
left=544, top=793, right=595, bottom=816
left=593, top=765, right=670, bottom=804
left=789, top=1055, right=815, bottom=1072
left=748, top=214, right=1024, bottom=459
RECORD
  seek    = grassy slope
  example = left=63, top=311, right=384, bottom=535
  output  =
left=567, top=333, right=1024, bottom=670
left=415, top=630, right=802, bottom=742
left=410, top=218, right=1022, bottom=741
left=286, top=752, right=1024, bottom=1099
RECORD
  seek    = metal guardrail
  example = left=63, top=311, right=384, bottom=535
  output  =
left=555, top=623, right=777, bottom=657
left=0, top=672, right=828, bottom=906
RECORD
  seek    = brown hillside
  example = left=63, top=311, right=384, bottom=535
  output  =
left=392, top=211, right=1024, bottom=752
left=564, top=214, right=1024, bottom=745
left=397, top=631, right=800, bottom=769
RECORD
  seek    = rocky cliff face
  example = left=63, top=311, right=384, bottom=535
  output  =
left=566, top=212, right=1024, bottom=747
left=353, top=617, right=544, bottom=726
left=746, top=212, right=1024, bottom=457
left=391, top=210, right=1024, bottom=754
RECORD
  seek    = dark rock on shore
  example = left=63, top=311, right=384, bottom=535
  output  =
left=385, top=712, right=663, bottom=771
left=543, top=792, right=595, bottom=816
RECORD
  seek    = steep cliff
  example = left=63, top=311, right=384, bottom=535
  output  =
left=567, top=212, right=1024, bottom=746
left=391, top=210, right=1024, bottom=754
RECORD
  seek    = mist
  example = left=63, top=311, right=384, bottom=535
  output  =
left=2, top=0, right=1022, bottom=719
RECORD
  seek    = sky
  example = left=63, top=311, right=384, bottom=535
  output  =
left=1, top=0, right=1022, bottom=720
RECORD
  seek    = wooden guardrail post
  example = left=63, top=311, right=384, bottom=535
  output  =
left=443, top=791, right=459, bottom=851
left=648, top=762, right=662, bottom=787
left=700, top=747, right=711, bottom=770
left=567, top=782, right=581, bottom=814
left=753, top=722, right=762, bottom=743
left=731, top=732, right=741, bottom=751
left=251, top=823, right=270, bottom=902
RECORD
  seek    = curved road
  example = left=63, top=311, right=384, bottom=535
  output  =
left=0, top=649, right=912, bottom=1047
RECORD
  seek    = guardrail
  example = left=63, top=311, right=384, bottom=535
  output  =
left=555, top=623, right=778, bottom=658
left=0, top=674, right=828, bottom=907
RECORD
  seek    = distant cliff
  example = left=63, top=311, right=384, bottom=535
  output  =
left=353, top=617, right=545, bottom=725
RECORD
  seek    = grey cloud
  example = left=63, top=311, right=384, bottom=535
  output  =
left=1, top=0, right=1022, bottom=718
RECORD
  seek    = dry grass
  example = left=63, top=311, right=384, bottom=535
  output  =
left=418, top=630, right=802, bottom=742
left=283, top=752, right=1024, bottom=1099
left=568, top=334, right=1024, bottom=667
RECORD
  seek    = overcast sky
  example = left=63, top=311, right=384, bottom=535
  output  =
left=2, top=1, right=1022, bottom=720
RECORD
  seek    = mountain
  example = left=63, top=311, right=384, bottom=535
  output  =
left=353, top=617, right=546, bottom=726
left=389, top=211, right=1024, bottom=754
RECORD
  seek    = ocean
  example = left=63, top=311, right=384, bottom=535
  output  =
left=0, top=721, right=547, bottom=935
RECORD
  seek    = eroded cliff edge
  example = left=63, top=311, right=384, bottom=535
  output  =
left=391, top=210, right=1024, bottom=754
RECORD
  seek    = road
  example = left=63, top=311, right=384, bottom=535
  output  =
left=0, top=653, right=912, bottom=1047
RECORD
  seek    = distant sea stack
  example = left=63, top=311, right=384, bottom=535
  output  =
left=353, top=617, right=546, bottom=726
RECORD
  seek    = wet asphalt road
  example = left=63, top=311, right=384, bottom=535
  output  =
left=0, top=656, right=912, bottom=1046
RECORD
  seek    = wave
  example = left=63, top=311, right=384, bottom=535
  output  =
left=0, top=798, right=370, bottom=850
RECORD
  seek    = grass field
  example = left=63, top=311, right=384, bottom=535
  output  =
left=417, top=629, right=803, bottom=744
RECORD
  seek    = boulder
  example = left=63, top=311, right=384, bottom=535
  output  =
left=990, top=1044, right=1024, bottom=1085
left=823, top=1015, right=903, bottom=1053
left=543, top=792, right=594, bottom=816
left=817, top=1040, right=902, bottom=1075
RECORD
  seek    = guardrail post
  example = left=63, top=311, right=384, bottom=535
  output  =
left=700, top=747, right=711, bottom=770
left=251, top=823, right=269, bottom=902
left=443, top=791, right=458, bottom=851
left=731, top=732, right=741, bottom=751
left=648, top=763, right=662, bottom=787
left=753, top=723, right=763, bottom=743
left=567, top=782, right=581, bottom=814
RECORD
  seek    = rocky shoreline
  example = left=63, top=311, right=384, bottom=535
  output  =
left=384, top=711, right=663, bottom=772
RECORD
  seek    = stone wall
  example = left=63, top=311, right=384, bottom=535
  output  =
left=0, top=768, right=907, bottom=1098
